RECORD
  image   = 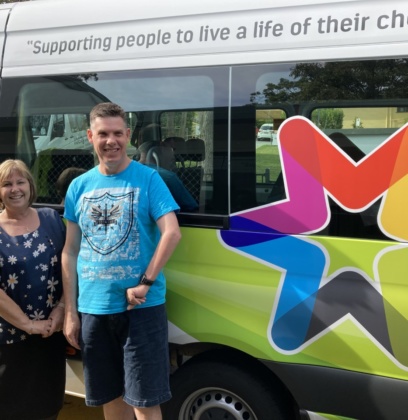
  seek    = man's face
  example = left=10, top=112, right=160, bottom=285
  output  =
left=87, top=116, right=131, bottom=174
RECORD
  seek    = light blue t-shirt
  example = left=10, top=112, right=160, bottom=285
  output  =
left=64, top=161, right=179, bottom=315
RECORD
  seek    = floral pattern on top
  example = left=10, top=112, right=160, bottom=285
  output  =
left=0, top=209, right=64, bottom=345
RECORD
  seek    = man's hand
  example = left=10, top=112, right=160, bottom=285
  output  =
left=126, top=285, right=148, bottom=310
left=63, top=310, right=81, bottom=350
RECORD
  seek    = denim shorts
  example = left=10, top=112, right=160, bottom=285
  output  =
left=80, top=304, right=171, bottom=407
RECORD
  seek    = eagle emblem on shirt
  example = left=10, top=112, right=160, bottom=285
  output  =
left=89, top=203, right=122, bottom=232
left=81, top=191, right=135, bottom=255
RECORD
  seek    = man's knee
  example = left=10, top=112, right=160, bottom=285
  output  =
left=103, top=397, right=135, bottom=420
left=134, top=404, right=162, bottom=420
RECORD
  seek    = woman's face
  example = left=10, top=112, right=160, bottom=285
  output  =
left=0, top=171, right=31, bottom=211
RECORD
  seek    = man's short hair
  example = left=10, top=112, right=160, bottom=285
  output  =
left=89, top=103, right=126, bottom=125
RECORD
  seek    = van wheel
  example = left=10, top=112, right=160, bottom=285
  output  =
left=162, top=359, right=294, bottom=420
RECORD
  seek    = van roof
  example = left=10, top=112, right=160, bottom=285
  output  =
left=8, top=0, right=363, bottom=26
left=2, top=0, right=408, bottom=77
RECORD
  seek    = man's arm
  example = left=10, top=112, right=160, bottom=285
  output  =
left=127, top=211, right=181, bottom=308
left=62, top=220, right=82, bottom=349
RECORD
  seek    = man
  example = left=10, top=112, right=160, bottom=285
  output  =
left=62, top=103, right=181, bottom=420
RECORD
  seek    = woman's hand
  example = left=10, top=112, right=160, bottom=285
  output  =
left=25, top=319, right=53, bottom=337
left=47, top=303, right=65, bottom=336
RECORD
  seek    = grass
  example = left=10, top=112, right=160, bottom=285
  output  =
left=256, top=145, right=282, bottom=181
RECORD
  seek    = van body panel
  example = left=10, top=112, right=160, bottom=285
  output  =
left=3, top=0, right=408, bottom=76
left=0, top=8, right=10, bottom=73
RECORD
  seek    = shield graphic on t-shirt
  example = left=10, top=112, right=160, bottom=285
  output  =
left=81, top=191, right=134, bottom=255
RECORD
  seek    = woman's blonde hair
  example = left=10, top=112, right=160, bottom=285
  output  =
left=0, top=159, right=37, bottom=210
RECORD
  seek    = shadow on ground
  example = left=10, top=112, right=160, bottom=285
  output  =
left=59, top=395, right=103, bottom=419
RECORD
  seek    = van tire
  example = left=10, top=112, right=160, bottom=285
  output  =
left=162, top=358, right=295, bottom=420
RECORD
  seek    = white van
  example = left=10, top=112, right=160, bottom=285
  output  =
left=2, top=0, right=408, bottom=419
left=32, top=113, right=89, bottom=153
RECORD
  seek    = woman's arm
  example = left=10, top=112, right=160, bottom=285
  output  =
left=0, top=289, right=52, bottom=336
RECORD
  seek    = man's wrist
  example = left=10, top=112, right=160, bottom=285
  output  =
left=139, top=273, right=155, bottom=287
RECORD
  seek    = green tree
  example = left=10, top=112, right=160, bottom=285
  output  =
left=252, top=59, right=408, bottom=104
left=311, top=108, right=344, bottom=129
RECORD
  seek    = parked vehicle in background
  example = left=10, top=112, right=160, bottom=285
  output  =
left=257, top=123, right=274, bottom=141
left=32, top=113, right=89, bottom=153
left=1, top=0, right=408, bottom=419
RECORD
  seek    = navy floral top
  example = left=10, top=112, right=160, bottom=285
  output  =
left=0, top=208, right=65, bottom=345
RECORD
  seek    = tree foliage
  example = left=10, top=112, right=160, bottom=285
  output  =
left=311, top=108, right=344, bottom=130
left=252, top=59, right=408, bottom=104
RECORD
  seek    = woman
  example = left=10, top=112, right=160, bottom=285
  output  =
left=0, top=160, right=66, bottom=420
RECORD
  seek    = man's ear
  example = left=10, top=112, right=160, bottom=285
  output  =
left=87, top=128, right=93, bottom=144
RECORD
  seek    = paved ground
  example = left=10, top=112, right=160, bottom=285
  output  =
left=59, top=395, right=103, bottom=419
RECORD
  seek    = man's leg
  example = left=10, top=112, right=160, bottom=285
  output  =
left=123, top=306, right=171, bottom=415
left=134, top=405, right=162, bottom=420
left=103, top=396, right=135, bottom=420
left=81, top=313, right=129, bottom=410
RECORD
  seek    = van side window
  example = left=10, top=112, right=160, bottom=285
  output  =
left=26, top=112, right=93, bottom=203
left=230, top=61, right=408, bottom=239
left=159, top=111, right=212, bottom=211
left=9, top=68, right=229, bottom=214
left=81, top=68, right=229, bottom=215
left=8, top=60, right=408, bottom=236
left=309, top=106, right=406, bottom=239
